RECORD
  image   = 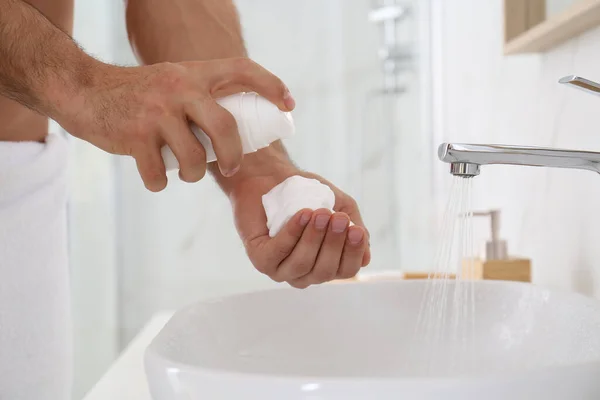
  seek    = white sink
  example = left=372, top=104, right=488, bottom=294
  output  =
left=144, top=280, right=600, bottom=399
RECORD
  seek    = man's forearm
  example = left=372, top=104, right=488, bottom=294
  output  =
left=125, top=0, right=295, bottom=192
left=0, top=0, right=95, bottom=118
left=125, top=0, right=247, bottom=63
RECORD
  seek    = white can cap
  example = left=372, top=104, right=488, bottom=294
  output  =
left=162, top=92, right=295, bottom=171
left=240, top=92, right=295, bottom=150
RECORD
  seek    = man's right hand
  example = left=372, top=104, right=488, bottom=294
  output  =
left=56, top=57, right=294, bottom=191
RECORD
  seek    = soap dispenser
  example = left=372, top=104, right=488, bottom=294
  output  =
left=462, top=210, right=531, bottom=282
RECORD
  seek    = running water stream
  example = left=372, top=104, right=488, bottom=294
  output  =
left=412, top=176, right=476, bottom=375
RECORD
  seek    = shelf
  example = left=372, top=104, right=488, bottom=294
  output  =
left=505, top=0, right=600, bottom=55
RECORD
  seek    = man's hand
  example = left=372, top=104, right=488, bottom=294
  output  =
left=0, top=2, right=293, bottom=191
left=124, top=0, right=373, bottom=284
left=227, top=165, right=371, bottom=288
left=56, top=58, right=293, bottom=192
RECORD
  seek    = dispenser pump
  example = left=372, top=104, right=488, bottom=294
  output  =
left=472, top=210, right=508, bottom=260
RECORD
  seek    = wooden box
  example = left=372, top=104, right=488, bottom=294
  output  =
left=462, top=258, right=531, bottom=282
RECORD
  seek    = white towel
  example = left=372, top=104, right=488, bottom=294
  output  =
left=0, top=133, right=72, bottom=400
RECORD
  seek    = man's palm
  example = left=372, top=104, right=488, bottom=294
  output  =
left=231, top=172, right=370, bottom=288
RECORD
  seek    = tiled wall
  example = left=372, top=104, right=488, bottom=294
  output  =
left=433, top=0, right=600, bottom=296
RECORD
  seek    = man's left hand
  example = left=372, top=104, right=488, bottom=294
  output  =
left=228, top=169, right=371, bottom=288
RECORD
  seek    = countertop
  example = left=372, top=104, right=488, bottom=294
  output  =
left=82, top=311, right=174, bottom=400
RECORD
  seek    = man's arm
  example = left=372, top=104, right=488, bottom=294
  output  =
left=125, top=0, right=295, bottom=188
left=126, top=0, right=371, bottom=287
left=0, top=0, right=289, bottom=190
left=0, top=0, right=94, bottom=120
left=126, top=0, right=247, bottom=63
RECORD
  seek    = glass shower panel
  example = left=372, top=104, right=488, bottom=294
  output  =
left=358, top=0, right=435, bottom=273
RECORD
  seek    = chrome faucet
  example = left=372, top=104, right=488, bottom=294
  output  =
left=438, top=75, right=600, bottom=177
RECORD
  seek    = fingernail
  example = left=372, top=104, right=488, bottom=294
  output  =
left=222, top=164, right=240, bottom=177
left=331, top=216, right=349, bottom=233
left=299, top=211, right=312, bottom=227
left=283, top=88, right=295, bottom=110
left=348, top=229, right=364, bottom=245
left=314, top=214, right=330, bottom=231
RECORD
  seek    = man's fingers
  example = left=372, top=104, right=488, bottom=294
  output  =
left=340, top=199, right=371, bottom=267
left=133, top=143, right=167, bottom=192
left=337, top=226, right=368, bottom=279
left=185, top=98, right=242, bottom=177
left=201, top=58, right=294, bottom=112
left=342, top=199, right=368, bottom=236
left=160, top=116, right=207, bottom=183
left=289, top=212, right=347, bottom=287
left=275, top=209, right=332, bottom=282
left=251, top=209, right=312, bottom=278
left=362, top=250, right=371, bottom=267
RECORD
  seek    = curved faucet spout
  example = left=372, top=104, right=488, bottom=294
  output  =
left=438, top=75, right=600, bottom=178
left=438, top=143, right=600, bottom=177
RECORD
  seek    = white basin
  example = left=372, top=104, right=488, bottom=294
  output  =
left=144, top=280, right=600, bottom=399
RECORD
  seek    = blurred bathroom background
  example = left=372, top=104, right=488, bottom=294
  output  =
left=65, top=0, right=600, bottom=397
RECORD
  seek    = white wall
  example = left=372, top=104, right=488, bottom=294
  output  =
left=546, top=0, right=578, bottom=17
left=70, top=2, right=119, bottom=398
left=433, top=0, right=600, bottom=296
